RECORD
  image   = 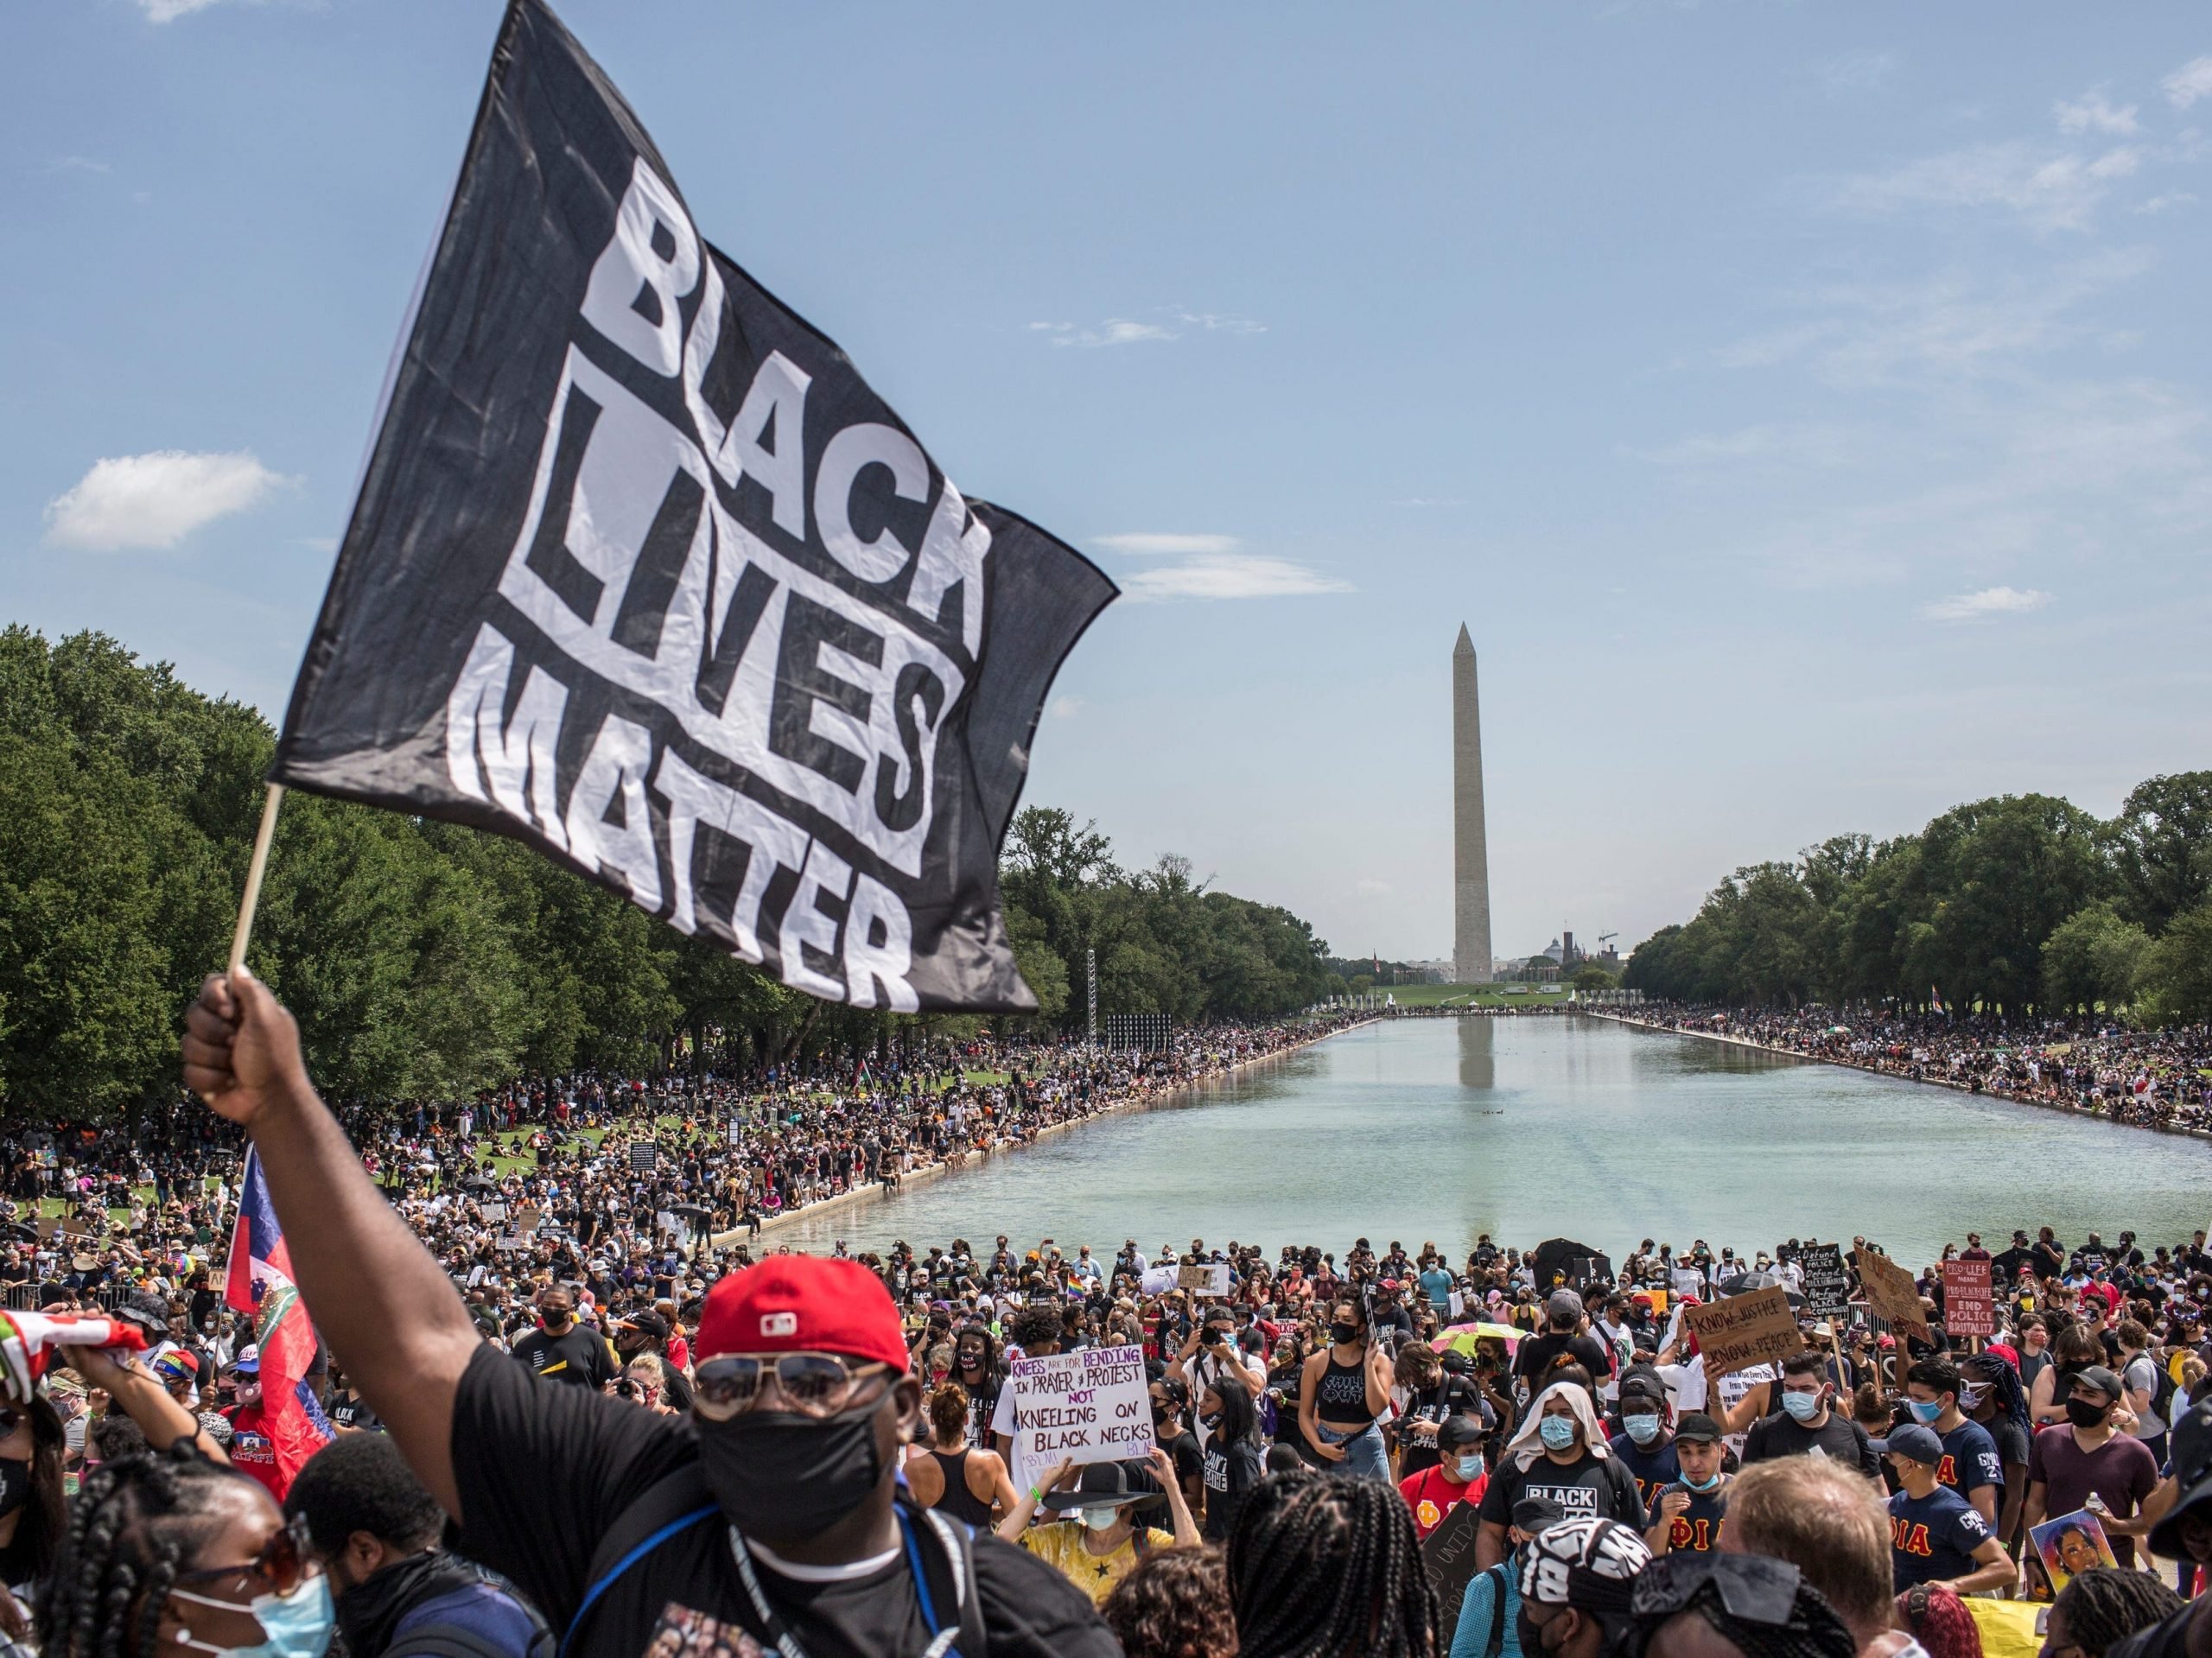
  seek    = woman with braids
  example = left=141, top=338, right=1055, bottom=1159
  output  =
left=0, top=1389, right=68, bottom=1652
left=2040, top=1567, right=2184, bottom=1658
left=1226, top=1469, right=1439, bottom=1658
left=35, top=1441, right=332, bottom=1658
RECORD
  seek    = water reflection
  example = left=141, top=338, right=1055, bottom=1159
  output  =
left=1457, top=1017, right=1494, bottom=1091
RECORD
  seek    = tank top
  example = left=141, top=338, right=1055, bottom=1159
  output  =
left=928, top=1448, right=995, bottom=1527
left=1317, top=1349, right=1376, bottom=1427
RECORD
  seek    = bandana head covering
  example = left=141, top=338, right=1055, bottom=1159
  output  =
left=1518, top=1516, right=1653, bottom=1616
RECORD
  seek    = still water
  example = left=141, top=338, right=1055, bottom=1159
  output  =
left=768, top=1017, right=2211, bottom=1265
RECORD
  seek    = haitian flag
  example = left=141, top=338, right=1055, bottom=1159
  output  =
left=224, top=1147, right=333, bottom=1488
left=268, top=0, right=1114, bottom=1013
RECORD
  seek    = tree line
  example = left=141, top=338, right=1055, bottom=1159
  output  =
left=1622, top=783, right=2212, bottom=1021
left=0, top=627, right=1333, bottom=1121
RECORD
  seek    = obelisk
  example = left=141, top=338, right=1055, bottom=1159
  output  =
left=1452, top=625, right=1492, bottom=984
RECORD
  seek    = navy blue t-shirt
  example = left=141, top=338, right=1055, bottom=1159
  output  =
left=1888, top=1485, right=1992, bottom=1591
left=1605, top=1433, right=1681, bottom=1515
left=1936, top=1419, right=2003, bottom=1506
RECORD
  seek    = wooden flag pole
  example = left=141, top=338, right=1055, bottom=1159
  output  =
left=227, top=783, right=286, bottom=978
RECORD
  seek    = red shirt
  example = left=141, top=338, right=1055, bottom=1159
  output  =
left=1398, top=1463, right=1487, bottom=1541
left=223, top=1402, right=287, bottom=1499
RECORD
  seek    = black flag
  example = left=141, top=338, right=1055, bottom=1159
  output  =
left=273, top=0, right=1114, bottom=1013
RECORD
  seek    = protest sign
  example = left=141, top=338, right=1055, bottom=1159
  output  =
left=1420, top=1502, right=1484, bottom=1632
left=1799, top=1245, right=1849, bottom=1320
left=265, top=0, right=1116, bottom=1013
left=1942, top=1259, right=1994, bottom=1337
left=2031, top=1509, right=2117, bottom=1593
left=1853, top=1248, right=1930, bottom=1340
left=1008, top=1343, right=1154, bottom=1468
left=34, top=1218, right=58, bottom=1242
left=479, top=1201, right=508, bottom=1223
left=1177, top=1263, right=1230, bottom=1298
left=1683, top=1286, right=1803, bottom=1380
left=628, top=1141, right=659, bottom=1174
left=516, top=1206, right=543, bottom=1235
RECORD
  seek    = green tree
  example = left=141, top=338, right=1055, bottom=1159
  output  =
left=2138, top=902, right=2212, bottom=1025
left=2108, top=772, right=2212, bottom=934
left=2039, top=904, right=2152, bottom=1013
left=1573, top=964, right=1617, bottom=992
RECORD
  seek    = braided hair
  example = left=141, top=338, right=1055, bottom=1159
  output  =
left=2052, top=1567, right=2185, bottom=1658
left=34, top=1441, right=251, bottom=1658
left=1226, top=1470, right=1438, bottom=1658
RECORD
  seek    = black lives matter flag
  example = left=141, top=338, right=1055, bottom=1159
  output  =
left=272, top=0, right=1113, bottom=1013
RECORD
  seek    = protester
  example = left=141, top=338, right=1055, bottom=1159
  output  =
left=1401, top=1413, right=1490, bottom=1543
left=1893, top=1585, right=1984, bottom=1658
left=1450, top=1496, right=1563, bottom=1658
left=1477, top=1382, right=1645, bottom=1569
left=1228, top=1471, right=1438, bottom=1658
left=1609, top=1370, right=1682, bottom=1514
left=1099, top=1545, right=1237, bottom=1658
left=2108, top=1399, right=2212, bottom=1658
left=997, top=1453, right=1199, bottom=1605
left=284, top=1432, right=547, bottom=1658
left=1743, top=1350, right=1882, bottom=1478
left=1722, top=1458, right=1907, bottom=1658
left=1878, top=1425, right=2012, bottom=1596
left=1514, top=1515, right=1655, bottom=1658
left=1298, top=1298, right=1393, bottom=1480
left=2024, top=1367, right=2161, bottom=1570
left=2043, top=1570, right=2184, bottom=1658
left=1645, top=1413, right=1729, bottom=1558
left=1904, top=1360, right=2003, bottom=1528
left=1197, top=1374, right=1265, bottom=1545
left=899, top=1382, right=1014, bottom=1527
left=1616, top=1552, right=1857, bottom=1658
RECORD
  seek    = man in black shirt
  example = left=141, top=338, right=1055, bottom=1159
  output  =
left=509, top=1286, right=618, bottom=1388
left=1512, top=1290, right=1616, bottom=1395
left=182, top=972, right=1114, bottom=1658
left=1740, top=1350, right=1881, bottom=1477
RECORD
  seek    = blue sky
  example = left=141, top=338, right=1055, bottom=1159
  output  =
left=5, top=2, right=2209, bottom=966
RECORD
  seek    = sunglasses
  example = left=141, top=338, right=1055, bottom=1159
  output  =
left=693, top=1353, right=890, bottom=1420
left=174, top=1515, right=315, bottom=1599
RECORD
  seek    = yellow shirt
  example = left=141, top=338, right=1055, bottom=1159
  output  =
left=1017, top=1521, right=1174, bottom=1605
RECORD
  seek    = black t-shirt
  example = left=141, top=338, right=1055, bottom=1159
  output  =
left=449, top=1345, right=1112, bottom=1658
left=327, top=1390, right=384, bottom=1433
left=510, top=1324, right=619, bottom=1388
left=1739, top=1409, right=1881, bottom=1478
left=1477, top=1449, right=1644, bottom=1529
left=1200, top=1439, right=1263, bottom=1544
left=1512, top=1332, right=1615, bottom=1387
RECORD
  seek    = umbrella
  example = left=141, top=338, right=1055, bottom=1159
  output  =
left=1433, top=1322, right=1521, bottom=1356
left=1531, top=1238, right=1611, bottom=1289
left=1716, top=1271, right=1805, bottom=1308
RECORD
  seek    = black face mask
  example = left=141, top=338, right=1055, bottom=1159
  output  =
left=0, top=1457, right=28, bottom=1521
left=1517, top=1606, right=1556, bottom=1657
left=2065, top=1397, right=2111, bottom=1430
left=1331, top=1321, right=1361, bottom=1345
left=697, top=1397, right=887, bottom=1541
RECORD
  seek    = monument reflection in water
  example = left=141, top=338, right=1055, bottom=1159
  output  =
left=767, top=1018, right=2212, bottom=1265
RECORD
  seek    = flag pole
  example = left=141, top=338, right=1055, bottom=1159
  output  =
left=227, top=784, right=286, bottom=978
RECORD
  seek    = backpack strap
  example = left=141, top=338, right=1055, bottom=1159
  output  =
left=561, top=1464, right=719, bottom=1658
left=905, top=1504, right=987, bottom=1658
left=1483, top=1563, right=1512, bottom=1658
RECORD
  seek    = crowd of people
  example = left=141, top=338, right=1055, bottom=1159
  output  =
left=0, top=972, right=2204, bottom=1658
left=1605, top=1007, right=2212, bottom=1138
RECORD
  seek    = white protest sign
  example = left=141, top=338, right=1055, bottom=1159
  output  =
left=1009, top=1343, right=1154, bottom=1469
left=1177, top=1263, right=1230, bottom=1298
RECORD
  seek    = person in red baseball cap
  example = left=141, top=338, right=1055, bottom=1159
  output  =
left=181, top=971, right=1116, bottom=1658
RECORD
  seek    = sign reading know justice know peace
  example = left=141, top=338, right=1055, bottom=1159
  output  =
left=270, top=0, right=1116, bottom=1013
left=1683, top=1287, right=1803, bottom=1381
left=1008, top=1344, right=1155, bottom=1470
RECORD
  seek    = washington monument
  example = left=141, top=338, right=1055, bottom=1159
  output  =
left=1452, top=625, right=1492, bottom=984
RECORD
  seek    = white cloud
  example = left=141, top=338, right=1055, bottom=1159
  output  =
left=297, top=536, right=339, bottom=555
left=45, top=449, right=288, bottom=550
left=1635, top=422, right=1860, bottom=468
left=2054, top=89, right=2139, bottom=136
left=139, top=0, right=226, bottom=19
left=1049, top=695, right=1084, bottom=720
left=1390, top=496, right=1467, bottom=508
left=2134, top=191, right=2199, bottom=215
left=1029, top=318, right=1174, bottom=349
left=1819, top=50, right=1894, bottom=92
left=1169, top=309, right=1267, bottom=336
left=2163, top=54, right=2212, bottom=110
left=1920, top=586, right=2052, bottom=622
left=1118, top=554, right=1352, bottom=602
left=1094, top=532, right=1241, bottom=556
left=1355, top=879, right=1392, bottom=898
left=1835, top=139, right=2145, bottom=232
left=50, top=156, right=111, bottom=174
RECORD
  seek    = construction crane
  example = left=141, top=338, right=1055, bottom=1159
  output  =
left=1598, top=932, right=1618, bottom=945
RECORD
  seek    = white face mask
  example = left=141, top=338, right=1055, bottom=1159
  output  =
left=1079, top=1506, right=1121, bottom=1533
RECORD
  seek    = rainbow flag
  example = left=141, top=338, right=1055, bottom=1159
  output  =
left=224, top=1147, right=332, bottom=1487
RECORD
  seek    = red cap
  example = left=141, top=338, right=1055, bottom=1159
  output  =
left=694, top=1256, right=910, bottom=1373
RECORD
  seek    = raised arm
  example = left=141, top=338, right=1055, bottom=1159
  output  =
left=181, top=970, right=480, bottom=1519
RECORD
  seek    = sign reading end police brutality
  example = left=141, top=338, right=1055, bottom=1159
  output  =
left=1010, top=1344, right=1154, bottom=1470
left=269, top=0, right=1115, bottom=1012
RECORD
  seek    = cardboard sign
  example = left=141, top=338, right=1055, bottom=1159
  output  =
left=1942, top=1259, right=1995, bottom=1337
left=35, top=1217, right=59, bottom=1242
left=1420, top=1500, right=1485, bottom=1632
left=1853, top=1248, right=1930, bottom=1340
left=1177, top=1263, right=1230, bottom=1298
left=1799, top=1245, right=1850, bottom=1320
left=1008, top=1343, right=1154, bottom=1468
left=516, top=1206, right=543, bottom=1235
left=1683, top=1286, right=1803, bottom=1380
left=628, top=1142, right=659, bottom=1173
left=480, top=1201, right=508, bottom=1223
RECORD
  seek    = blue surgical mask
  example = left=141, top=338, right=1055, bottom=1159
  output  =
left=1907, top=1399, right=1944, bottom=1425
left=1683, top=1471, right=1723, bottom=1494
left=1455, top=1454, right=1485, bottom=1482
left=173, top=1572, right=335, bottom=1658
left=1621, top=1413, right=1662, bottom=1446
left=1781, top=1390, right=1821, bottom=1423
left=1539, top=1415, right=1577, bottom=1452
